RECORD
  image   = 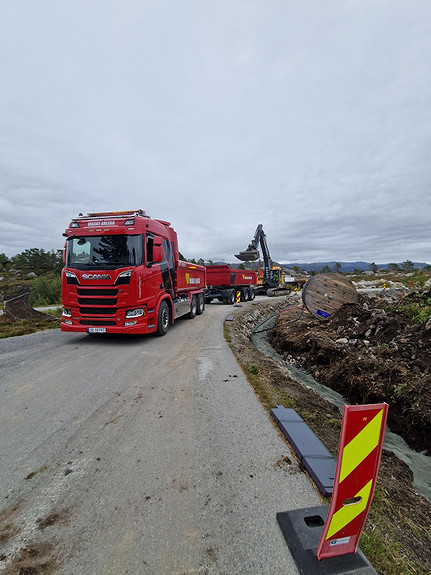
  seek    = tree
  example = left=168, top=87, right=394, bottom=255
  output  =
left=333, top=262, right=342, bottom=273
left=0, top=253, right=9, bottom=270
left=370, top=262, right=378, bottom=273
left=320, top=265, right=331, bottom=274
left=388, top=263, right=400, bottom=272
left=10, top=248, right=62, bottom=274
left=402, top=260, right=415, bottom=272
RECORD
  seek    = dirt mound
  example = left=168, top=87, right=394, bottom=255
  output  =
left=4, top=287, right=57, bottom=323
left=269, top=294, right=431, bottom=454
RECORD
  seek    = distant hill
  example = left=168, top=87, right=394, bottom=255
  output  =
left=286, top=261, right=428, bottom=272
left=228, top=261, right=429, bottom=272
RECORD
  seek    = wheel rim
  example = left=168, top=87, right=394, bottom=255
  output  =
left=161, top=306, right=169, bottom=329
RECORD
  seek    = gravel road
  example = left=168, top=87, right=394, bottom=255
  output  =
left=0, top=300, right=320, bottom=574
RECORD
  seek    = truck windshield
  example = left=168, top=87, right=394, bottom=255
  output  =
left=66, top=235, right=144, bottom=269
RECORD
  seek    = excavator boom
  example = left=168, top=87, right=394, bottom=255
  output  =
left=234, top=224, right=291, bottom=297
left=235, top=224, right=265, bottom=262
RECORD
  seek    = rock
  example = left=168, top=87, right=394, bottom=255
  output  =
left=27, top=272, right=38, bottom=278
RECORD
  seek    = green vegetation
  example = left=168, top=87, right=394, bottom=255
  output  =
left=0, top=310, right=61, bottom=338
left=0, top=248, right=63, bottom=274
left=1, top=249, right=63, bottom=313
left=393, top=299, right=431, bottom=324
left=29, top=276, right=62, bottom=307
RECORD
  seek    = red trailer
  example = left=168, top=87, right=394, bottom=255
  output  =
left=204, top=264, right=256, bottom=304
left=61, top=210, right=206, bottom=336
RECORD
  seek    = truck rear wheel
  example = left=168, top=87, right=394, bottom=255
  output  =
left=156, top=300, right=170, bottom=336
left=196, top=293, right=205, bottom=315
left=241, top=288, right=250, bottom=302
left=188, top=295, right=197, bottom=318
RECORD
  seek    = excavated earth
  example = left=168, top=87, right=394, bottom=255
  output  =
left=226, top=293, right=431, bottom=574
left=269, top=293, right=431, bottom=455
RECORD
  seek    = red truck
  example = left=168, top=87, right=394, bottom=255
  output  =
left=204, top=264, right=257, bottom=304
left=61, top=210, right=206, bottom=336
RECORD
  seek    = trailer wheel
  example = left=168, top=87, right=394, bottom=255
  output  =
left=241, top=288, right=250, bottom=302
left=156, top=300, right=170, bottom=336
left=250, top=288, right=255, bottom=300
left=224, top=290, right=235, bottom=305
left=196, top=293, right=205, bottom=315
left=188, top=295, right=197, bottom=318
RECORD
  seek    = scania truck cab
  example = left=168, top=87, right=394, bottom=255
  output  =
left=61, top=210, right=206, bottom=336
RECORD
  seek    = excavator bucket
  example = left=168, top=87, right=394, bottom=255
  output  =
left=235, top=249, right=260, bottom=262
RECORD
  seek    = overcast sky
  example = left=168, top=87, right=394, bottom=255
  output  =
left=1, top=1, right=431, bottom=265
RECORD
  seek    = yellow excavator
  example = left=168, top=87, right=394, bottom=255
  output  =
left=235, top=224, right=292, bottom=296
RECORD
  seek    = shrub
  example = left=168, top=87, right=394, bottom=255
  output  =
left=29, top=276, right=61, bottom=307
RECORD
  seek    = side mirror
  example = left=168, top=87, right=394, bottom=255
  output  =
left=152, top=238, right=164, bottom=263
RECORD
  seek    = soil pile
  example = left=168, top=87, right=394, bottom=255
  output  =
left=269, top=292, right=431, bottom=454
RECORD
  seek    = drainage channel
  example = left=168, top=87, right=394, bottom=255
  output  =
left=251, top=315, right=431, bottom=502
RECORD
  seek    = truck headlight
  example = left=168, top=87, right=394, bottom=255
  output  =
left=125, top=308, right=144, bottom=318
left=65, top=270, right=78, bottom=279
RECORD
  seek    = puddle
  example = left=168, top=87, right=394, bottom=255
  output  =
left=251, top=315, right=431, bottom=502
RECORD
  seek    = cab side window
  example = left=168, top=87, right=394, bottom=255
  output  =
left=146, top=233, right=154, bottom=265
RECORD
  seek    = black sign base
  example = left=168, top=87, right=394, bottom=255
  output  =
left=276, top=506, right=377, bottom=575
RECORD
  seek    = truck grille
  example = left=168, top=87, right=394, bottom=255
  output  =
left=77, top=297, right=117, bottom=306
left=76, top=287, right=120, bottom=318
left=77, top=288, right=118, bottom=296
left=79, top=307, right=116, bottom=315
left=79, top=320, right=117, bottom=326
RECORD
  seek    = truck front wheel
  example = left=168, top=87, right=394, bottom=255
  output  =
left=156, top=300, right=170, bottom=336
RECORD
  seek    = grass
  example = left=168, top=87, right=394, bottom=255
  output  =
left=0, top=309, right=61, bottom=338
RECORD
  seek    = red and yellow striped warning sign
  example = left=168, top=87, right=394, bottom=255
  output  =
left=316, top=403, right=388, bottom=560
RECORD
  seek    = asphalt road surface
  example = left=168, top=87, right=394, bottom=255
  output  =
left=0, top=300, right=321, bottom=574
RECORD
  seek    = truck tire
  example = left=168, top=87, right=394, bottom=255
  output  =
left=188, top=295, right=197, bottom=318
left=249, top=288, right=255, bottom=300
left=224, top=290, right=235, bottom=305
left=156, top=300, right=170, bottom=336
left=241, top=288, right=250, bottom=302
left=196, top=293, right=205, bottom=315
